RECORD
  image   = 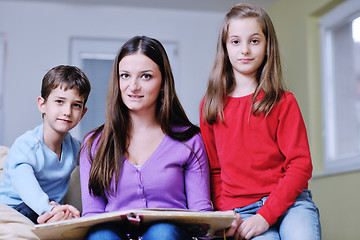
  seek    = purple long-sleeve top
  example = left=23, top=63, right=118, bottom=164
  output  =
left=79, top=131, right=213, bottom=217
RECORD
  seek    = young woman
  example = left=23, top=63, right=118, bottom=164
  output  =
left=200, top=3, right=321, bottom=240
left=80, top=36, right=212, bottom=240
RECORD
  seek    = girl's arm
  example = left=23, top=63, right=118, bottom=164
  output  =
left=257, top=93, right=313, bottom=226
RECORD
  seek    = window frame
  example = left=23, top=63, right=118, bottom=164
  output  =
left=319, top=0, right=360, bottom=174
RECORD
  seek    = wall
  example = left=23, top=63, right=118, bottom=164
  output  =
left=0, top=1, right=224, bottom=146
left=267, top=0, right=360, bottom=239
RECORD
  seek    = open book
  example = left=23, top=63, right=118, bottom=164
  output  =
left=32, top=209, right=236, bottom=240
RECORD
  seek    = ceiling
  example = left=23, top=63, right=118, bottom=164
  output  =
left=3, top=0, right=277, bottom=12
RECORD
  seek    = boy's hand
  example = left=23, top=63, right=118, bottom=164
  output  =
left=49, top=201, right=59, bottom=206
left=37, top=204, right=80, bottom=224
left=238, top=214, right=269, bottom=239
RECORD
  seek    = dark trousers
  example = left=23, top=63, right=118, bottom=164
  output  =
left=13, top=202, right=39, bottom=224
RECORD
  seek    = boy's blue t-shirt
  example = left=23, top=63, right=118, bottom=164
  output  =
left=0, top=124, right=80, bottom=215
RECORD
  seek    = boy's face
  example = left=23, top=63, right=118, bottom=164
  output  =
left=37, top=86, right=87, bottom=136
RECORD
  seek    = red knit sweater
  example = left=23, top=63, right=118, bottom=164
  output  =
left=200, top=91, right=312, bottom=226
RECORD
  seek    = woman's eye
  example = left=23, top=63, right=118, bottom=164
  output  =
left=232, top=40, right=240, bottom=45
left=141, top=74, right=151, bottom=80
left=120, top=74, right=129, bottom=79
left=55, top=100, right=63, bottom=104
left=251, top=39, right=259, bottom=44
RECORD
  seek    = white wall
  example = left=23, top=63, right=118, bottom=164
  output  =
left=0, top=1, right=225, bottom=146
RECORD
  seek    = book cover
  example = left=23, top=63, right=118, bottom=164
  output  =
left=32, top=209, right=236, bottom=240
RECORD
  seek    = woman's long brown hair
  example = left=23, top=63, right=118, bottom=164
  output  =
left=84, top=36, right=200, bottom=197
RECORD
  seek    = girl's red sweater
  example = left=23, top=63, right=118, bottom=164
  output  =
left=200, top=91, right=312, bottom=226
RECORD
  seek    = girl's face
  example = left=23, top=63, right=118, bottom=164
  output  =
left=226, top=17, right=266, bottom=80
left=118, top=53, right=162, bottom=116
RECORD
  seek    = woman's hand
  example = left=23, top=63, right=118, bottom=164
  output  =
left=238, top=214, right=269, bottom=239
left=37, top=204, right=80, bottom=224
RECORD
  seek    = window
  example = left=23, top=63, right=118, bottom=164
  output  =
left=70, top=37, right=179, bottom=140
left=0, top=37, right=5, bottom=145
left=320, top=0, right=360, bottom=174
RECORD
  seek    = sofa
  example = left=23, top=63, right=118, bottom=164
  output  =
left=0, top=146, right=82, bottom=240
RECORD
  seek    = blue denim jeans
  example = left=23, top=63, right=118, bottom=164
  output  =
left=85, top=222, right=193, bottom=240
left=233, top=189, right=321, bottom=240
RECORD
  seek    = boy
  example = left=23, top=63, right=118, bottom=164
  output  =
left=0, top=65, right=91, bottom=224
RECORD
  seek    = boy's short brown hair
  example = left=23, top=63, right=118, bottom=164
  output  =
left=41, top=65, right=91, bottom=107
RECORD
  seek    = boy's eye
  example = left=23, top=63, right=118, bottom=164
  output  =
left=74, top=103, right=82, bottom=109
left=141, top=74, right=151, bottom=80
left=120, top=73, right=130, bottom=79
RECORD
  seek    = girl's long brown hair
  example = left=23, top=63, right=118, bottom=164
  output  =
left=203, top=3, right=285, bottom=124
left=84, top=36, right=199, bottom=197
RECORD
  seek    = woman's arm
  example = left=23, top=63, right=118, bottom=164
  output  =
left=183, top=133, right=213, bottom=211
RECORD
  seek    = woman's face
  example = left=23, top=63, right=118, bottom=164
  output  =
left=118, top=53, right=163, bottom=116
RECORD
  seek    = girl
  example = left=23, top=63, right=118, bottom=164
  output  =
left=200, top=3, right=321, bottom=240
left=80, top=36, right=212, bottom=240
